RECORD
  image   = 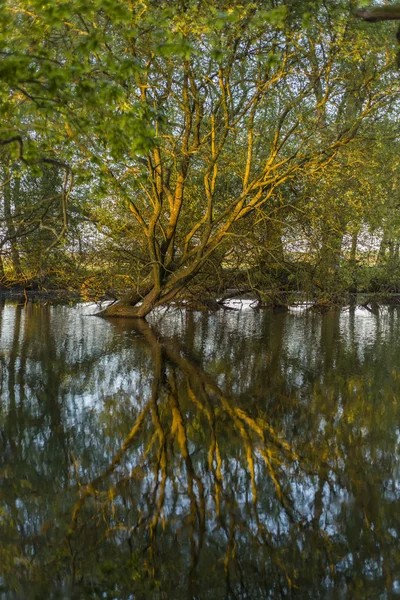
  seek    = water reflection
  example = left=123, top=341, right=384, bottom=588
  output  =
left=0, top=303, right=400, bottom=599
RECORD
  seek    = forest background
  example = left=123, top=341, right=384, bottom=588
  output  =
left=1, top=0, right=400, bottom=316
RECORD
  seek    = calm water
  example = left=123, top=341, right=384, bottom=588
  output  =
left=0, top=301, right=400, bottom=599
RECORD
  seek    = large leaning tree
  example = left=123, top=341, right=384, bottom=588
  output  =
left=1, top=0, right=399, bottom=316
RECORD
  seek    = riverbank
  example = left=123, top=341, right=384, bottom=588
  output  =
left=2, top=287, right=400, bottom=314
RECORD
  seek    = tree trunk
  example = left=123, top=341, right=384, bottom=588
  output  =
left=319, top=231, right=343, bottom=273
left=0, top=248, right=5, bottom=284
left=350, top=230, right=358, bottom=263
left=389, top=240, right=399, bottom=263
left=98, top=265, right=198, bottom=319
left=97, top=281, right=160, bottom=318
left=314, top=229, right=344, bottom=300
left=377, top=230, right=389, bottom=264
left=356, top=6, right=400, bottom=22
left=265, top=216, right=285, bottom=264
left=3, top=165, right=22, bottom=278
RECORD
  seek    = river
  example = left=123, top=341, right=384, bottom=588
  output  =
left=0, top=301, right=399, bottom=598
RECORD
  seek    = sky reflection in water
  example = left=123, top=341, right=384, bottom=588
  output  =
left=0, top=301, right=399, bottom=599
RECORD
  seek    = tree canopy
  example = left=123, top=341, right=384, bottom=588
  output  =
left=1, top=1, right=400, bottom=313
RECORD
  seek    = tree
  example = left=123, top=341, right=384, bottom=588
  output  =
left=1, top=1, right=400, bottom=313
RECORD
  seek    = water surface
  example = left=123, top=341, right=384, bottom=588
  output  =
left=0, top=301, right=399, bottom=599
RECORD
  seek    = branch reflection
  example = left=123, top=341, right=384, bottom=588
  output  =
left=0, top=305, right=399, bottom=598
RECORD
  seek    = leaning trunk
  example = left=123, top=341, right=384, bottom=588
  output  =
left=98, top=263, right=198, bottom=319
left=99, top=286, right=162, bottom=318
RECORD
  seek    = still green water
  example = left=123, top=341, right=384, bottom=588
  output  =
left=0, top=301, right=399, bottom=599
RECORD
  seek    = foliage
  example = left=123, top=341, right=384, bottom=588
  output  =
left=1, top=1, right=400, bottom=308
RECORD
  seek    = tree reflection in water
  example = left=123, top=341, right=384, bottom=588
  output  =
left=0, top=303, right=400, bottom=599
